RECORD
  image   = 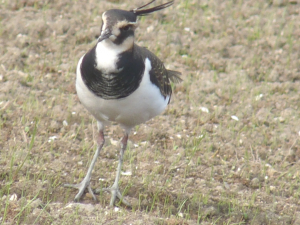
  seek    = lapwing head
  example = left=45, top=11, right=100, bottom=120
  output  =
left=98, top=0, right=174, bottom=49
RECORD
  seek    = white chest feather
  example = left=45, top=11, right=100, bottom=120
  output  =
left=95, top=41, right=120, bottom=72
left=76, top=57, right=169, bottom=130
left=95, top=37, right=134, bottom=72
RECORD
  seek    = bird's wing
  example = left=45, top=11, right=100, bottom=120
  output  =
left=137, top=45, right=182, bottom=98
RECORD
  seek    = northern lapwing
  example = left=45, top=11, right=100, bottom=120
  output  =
left=65, top=0, right=182, bottom=206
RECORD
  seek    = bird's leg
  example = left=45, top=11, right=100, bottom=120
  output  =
left=64, top=130, right=105, bottom=202
left=95, top=133, right=130, bottom=206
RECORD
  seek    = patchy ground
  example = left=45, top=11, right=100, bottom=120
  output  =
left=1, top=0, right=300, bottom=224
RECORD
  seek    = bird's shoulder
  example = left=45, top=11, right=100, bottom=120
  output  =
left=133, top=44, right=182, bottom=98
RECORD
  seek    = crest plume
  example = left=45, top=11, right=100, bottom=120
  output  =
left=131, top=0, right=174, bottom=16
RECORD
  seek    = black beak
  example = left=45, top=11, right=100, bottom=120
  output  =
left=98, top=29, right=111, bottom=42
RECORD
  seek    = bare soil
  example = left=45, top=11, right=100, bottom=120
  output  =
left=1, top=0, right=300, bottom=224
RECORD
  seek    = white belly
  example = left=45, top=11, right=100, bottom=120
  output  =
left=76, top=56, right=169, bottom=130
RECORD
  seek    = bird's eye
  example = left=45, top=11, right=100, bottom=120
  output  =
left=121, top=25, right=131, bottom=31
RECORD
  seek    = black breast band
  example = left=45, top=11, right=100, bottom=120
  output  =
left=80, top=46, right=144, bottom=100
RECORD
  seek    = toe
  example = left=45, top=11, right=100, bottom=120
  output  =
left=88, top=185, right=98, bottom=201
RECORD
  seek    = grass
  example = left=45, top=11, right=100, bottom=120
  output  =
left=1, top=0, right=300, bottom=224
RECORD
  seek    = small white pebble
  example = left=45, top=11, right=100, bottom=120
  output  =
left=147, top=25, right=154, bottom=33
left=65, top=203, right=73, bottom=208
left=178, top=212, right=183, bottom=217
left=110, top=139, right=118, bottom=146
left=78, top=161, right=83, bottom=165
left=154, top=161, right=159, bottom=164
left=9, top=194, right=17, bottom=201
left=176, top=134, right=182, bottom=139
left=134, top=144, right=139, bottom=148
left=121, top=171, right=132, bottom=176
left=200, top=106, right=209, bottom=113
left=48, top=136, right=57, bottom=142
left=231, top=115, right=239, bottom=121
left=274, top=117, right=285, bottom=122
left=72, top=112, right=76, bottom=115
left=133, top=131, right=137, bottom=135
left=255, top=94, right=263, bottom=101
left=184, top=27, right=190, bottom=32
left=114, top=207, right=119, bottom=212
left=141, top=141, right=148, bottom=146
left=265, top=176, right=268, bottom=180
left=270, top=186, right=276, bottom=191
left=63, top=120, right=68, bottom=127
left=181, top=54, right=188, bottom=58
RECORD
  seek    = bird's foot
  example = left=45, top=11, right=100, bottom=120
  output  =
left=64, top=178, right=97, bottom=202
left=95, top=186, right=131, bottom=207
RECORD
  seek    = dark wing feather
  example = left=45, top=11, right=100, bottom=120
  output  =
left=137, top=45, right=182, bottom=101
left=167, top=70, right=182, bottom=83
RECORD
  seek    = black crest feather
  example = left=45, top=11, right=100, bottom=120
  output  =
left=131, top=0, right=174, bottom=16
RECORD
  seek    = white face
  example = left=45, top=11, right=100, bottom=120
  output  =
left=100, top=12, right=138, bottom=50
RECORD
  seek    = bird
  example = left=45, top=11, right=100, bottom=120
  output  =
left=64, top=0, right=182, bottom=207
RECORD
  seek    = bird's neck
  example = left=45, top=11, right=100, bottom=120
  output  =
left=95, top=39, right=134, bottom=73
left=80, top=44, right=144, bottom=100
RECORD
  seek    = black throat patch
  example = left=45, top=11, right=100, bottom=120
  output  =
left=80, top=45, right=144, bottom=100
